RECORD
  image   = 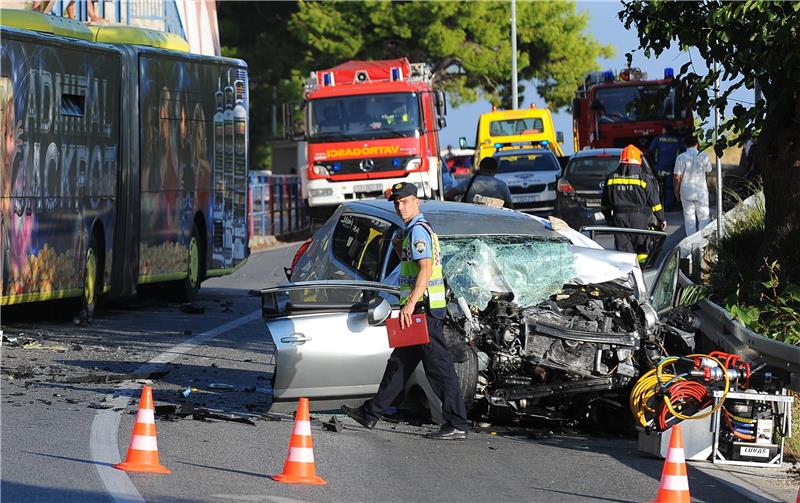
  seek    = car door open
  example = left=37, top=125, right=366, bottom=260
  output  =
left=261, top=281, right=400, bottom=405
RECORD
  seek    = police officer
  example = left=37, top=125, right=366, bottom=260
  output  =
left=601, top=145, right=667, bottom=262
left=648, top=126, right=683, bottom=211
left=342, top=182, right=469, bottom=440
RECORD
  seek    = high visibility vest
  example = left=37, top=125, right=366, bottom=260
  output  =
left=399, top=220, right=446, bottom=309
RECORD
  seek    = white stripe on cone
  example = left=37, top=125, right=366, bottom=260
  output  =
left=661, top=474, right=690, bottom=491
left=130, top=435, right=159, bottom=452
left=666, top=447, right=686, bottom=464
left=136, top=409, right=155, bottom=424
left=293, top=420, right=311, bottom=436
left=287, top=447, right=314, bottom=464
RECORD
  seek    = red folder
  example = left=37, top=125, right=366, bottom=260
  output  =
left=386, top=314, right=430, bottom=348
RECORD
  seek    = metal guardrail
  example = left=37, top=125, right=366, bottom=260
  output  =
left=249, top=175, right=309, bottom=238
left=673, top=192, right=800, bottom=391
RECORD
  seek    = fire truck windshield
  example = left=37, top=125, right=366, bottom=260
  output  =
left=594, top=84, right=680, bottom=123
left=308, top=92, right=420, bottom=142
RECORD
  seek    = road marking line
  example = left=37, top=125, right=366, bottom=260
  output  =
left=90, top=310, right=262, bottom=503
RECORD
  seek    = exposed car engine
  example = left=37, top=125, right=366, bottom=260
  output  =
left=445, top=281, right=698, bottom=423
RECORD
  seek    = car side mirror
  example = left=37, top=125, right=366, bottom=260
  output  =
left=437, top=116, right=447, bottom=129
left=458, top=136, right=467, bottom=149
left=590, top=99, right=603, bottom=112
left=367, top=297, right=392, bottom=326
left=556, top=131, right=564, bottom=143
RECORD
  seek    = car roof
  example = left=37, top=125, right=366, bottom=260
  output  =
left=494, top=147, right=554, bottom=157
left=339, top=200, right=567, bottom=240
left=572, top=148, right=623, bottom=158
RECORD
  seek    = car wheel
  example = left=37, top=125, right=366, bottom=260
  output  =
left=80, top=234, right=100, bottom=320
left=445, top=326, right=479, bottom=409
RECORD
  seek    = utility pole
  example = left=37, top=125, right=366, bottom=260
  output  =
left=511, top=0, right=518, bottom=110
left=714, top=61, right=723, bottom=238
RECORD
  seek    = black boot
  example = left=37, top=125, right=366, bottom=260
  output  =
left=341, top=405, right=378, bottom=430
left=425, top=424, right=467, bottom=440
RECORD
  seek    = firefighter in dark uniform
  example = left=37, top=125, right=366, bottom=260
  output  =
left=601, top=145, right=667, bottom=262
left=342, top=182, right=469, bottom=440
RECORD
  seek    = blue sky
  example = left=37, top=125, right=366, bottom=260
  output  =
left=439, top=1, right=754, bottom=155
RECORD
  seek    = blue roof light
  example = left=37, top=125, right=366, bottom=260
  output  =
left=602, top=70, right=615, bottom=82
left=392, top=158, right=401, bottom=168
left=494, top=143, right=503, bottom=148
left=323, top=73, right=333, bottom=86
left=540, top=140, right=549, bottom=146
left=664, top=67, right=674, bottom=79
left=332, top=162, right=341, bottom=172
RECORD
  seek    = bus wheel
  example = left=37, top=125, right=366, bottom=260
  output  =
left=80, top=236, right=99, bottom=321
left=179, top=223, right=203, bottom=300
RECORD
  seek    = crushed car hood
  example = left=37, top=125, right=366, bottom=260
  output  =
left=440, top=235, right=638, bottom=310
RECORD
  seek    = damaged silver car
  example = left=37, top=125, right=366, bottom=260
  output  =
left=263, top=200, right=694, bottom=424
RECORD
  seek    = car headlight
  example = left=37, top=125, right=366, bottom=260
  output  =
left=312, top=165, right=330, bottom=177
left=405, top=158, right=422, bottom=171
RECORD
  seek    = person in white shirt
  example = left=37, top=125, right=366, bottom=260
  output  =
left=673, top=135, right=712, bottom=236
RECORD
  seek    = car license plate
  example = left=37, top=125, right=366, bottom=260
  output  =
left=514, top=194, right=541, bottom=203
left=355, top=183, right=383, bottom=193
left=594, top=211, right=605, bottom=220
left=739, top=446, right=770, bottom=458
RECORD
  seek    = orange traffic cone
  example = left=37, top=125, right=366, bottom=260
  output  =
left=270, top=397, right=326, bottom=485
left=113, top=386, right=171, bottom=474
left=653, top=424, right=690, bottom=503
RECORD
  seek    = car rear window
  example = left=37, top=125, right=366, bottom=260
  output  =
left=496, top=153, right=560, bottom=173
left=489, top=118, right=544, bottom=136
left=566, top=156, right=620, bottom=177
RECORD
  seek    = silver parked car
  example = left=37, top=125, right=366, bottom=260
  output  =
left=263, top=200, right=690, bottom=423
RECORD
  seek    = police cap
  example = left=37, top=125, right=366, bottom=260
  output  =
left=390, top=182, right=418, bottom=200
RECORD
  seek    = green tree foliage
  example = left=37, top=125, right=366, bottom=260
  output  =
left=217, top=2, right=303, bottom=169
left=290, top=1, right=613, bottom=109
left=620, top=1, right=800, bottom=276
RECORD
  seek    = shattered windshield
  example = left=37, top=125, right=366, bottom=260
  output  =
left=441, top=237, right=576, bottom=310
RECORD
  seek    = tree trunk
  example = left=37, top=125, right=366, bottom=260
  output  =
left=759, top=87, right=800, bottom=278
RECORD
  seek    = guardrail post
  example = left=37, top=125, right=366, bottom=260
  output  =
left=248, top=183, right=254, bottom=239
left=268, top=178, right=275, bottom=236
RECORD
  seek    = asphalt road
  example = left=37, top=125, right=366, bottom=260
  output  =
left=1, top=233, right=798, bottom=503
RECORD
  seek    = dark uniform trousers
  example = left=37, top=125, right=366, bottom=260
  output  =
left=611, top=210, right=651, bottom=254
left=364, top=310, right=469, bottom=431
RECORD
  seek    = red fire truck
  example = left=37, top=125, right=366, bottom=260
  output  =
left=572, top=67, right=693, bottom=151
left=287, top=58, right=447, bottom=216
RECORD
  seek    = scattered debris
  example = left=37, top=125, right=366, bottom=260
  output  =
left=180, top=303, right=206, bottom=315
left=1, top=335, right=68, bottom=351
left=181, top=387, right=197, bottom=398
left=73, top=309, right=91, bottom=326
left=208, top=383, right=234, bottom=391
left=192, top=408, right=256, bottom=426
left=63, top=370, right=170, bottom=384
left=88, top=402, right=114, bottom=409
left=322, top=416, right=343, bottom=433
left=155, top=404, right=195, bottom=421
